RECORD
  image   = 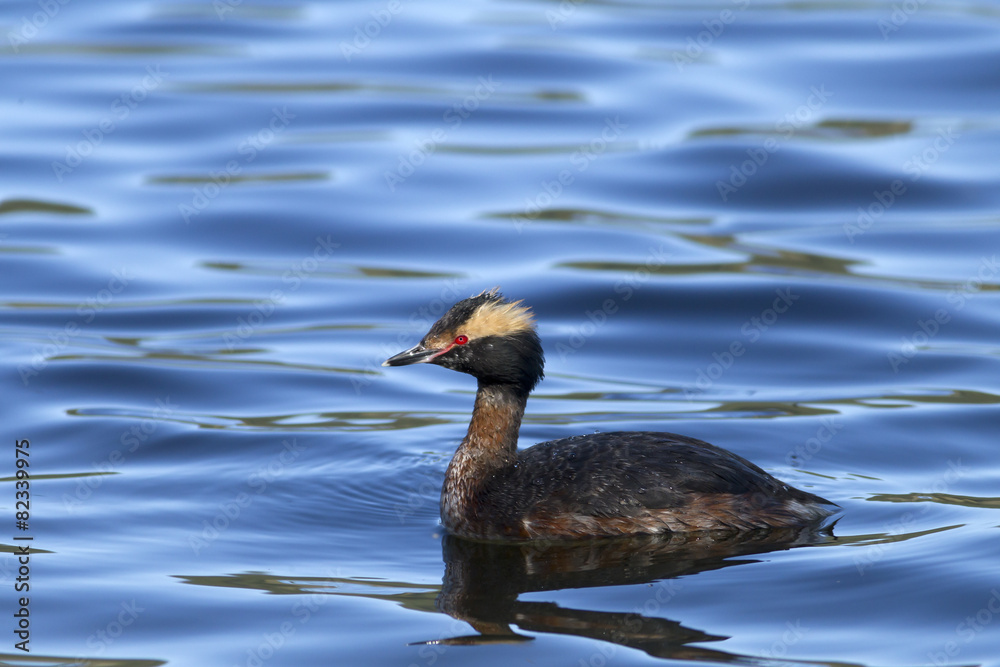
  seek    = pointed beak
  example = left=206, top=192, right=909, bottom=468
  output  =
left=382, top=343, right=445, bottom=367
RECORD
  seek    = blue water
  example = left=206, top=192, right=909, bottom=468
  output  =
left=3, top=0, right=1000, bottom=665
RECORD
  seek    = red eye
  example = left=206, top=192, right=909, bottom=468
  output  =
left=454, top=335, right=469, bottom=345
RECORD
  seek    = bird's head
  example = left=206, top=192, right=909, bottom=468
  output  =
left=383, top=288, right=544, bottom=394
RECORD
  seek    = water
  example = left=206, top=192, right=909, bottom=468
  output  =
left=3, top=0, right=999, bottom=665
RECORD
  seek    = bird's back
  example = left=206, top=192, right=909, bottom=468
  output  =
left=475, top=431, right=836, bottom=540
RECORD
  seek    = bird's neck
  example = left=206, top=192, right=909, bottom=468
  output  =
left=454, top=382, right=526, bottom=473
left=441, top=382, right=527, bottom=530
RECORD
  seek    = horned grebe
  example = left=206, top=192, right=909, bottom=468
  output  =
left=383, top=288, right=837, bottom=541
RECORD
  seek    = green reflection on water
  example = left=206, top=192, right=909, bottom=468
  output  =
left=0, top=198, right=93, bottom=216
left=175, top=571, right=440, bottom=613
left=868, top=493, right=1000, bottom=509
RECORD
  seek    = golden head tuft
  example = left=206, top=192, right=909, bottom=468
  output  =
left=462, top=288, right=535, bottom=339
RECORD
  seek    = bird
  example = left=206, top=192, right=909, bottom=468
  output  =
left=383, top=288, right=837, bottom=541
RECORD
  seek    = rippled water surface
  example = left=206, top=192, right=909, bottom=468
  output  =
left=4, top=0, right=1000, bottom=665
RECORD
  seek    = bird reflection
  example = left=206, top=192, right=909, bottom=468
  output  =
left=426, top=527, right=838, bottom=664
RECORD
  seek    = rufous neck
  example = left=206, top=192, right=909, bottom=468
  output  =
left=460, top=382, right=527, bottom=467
left=440, top=382, right=528, bottom=536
